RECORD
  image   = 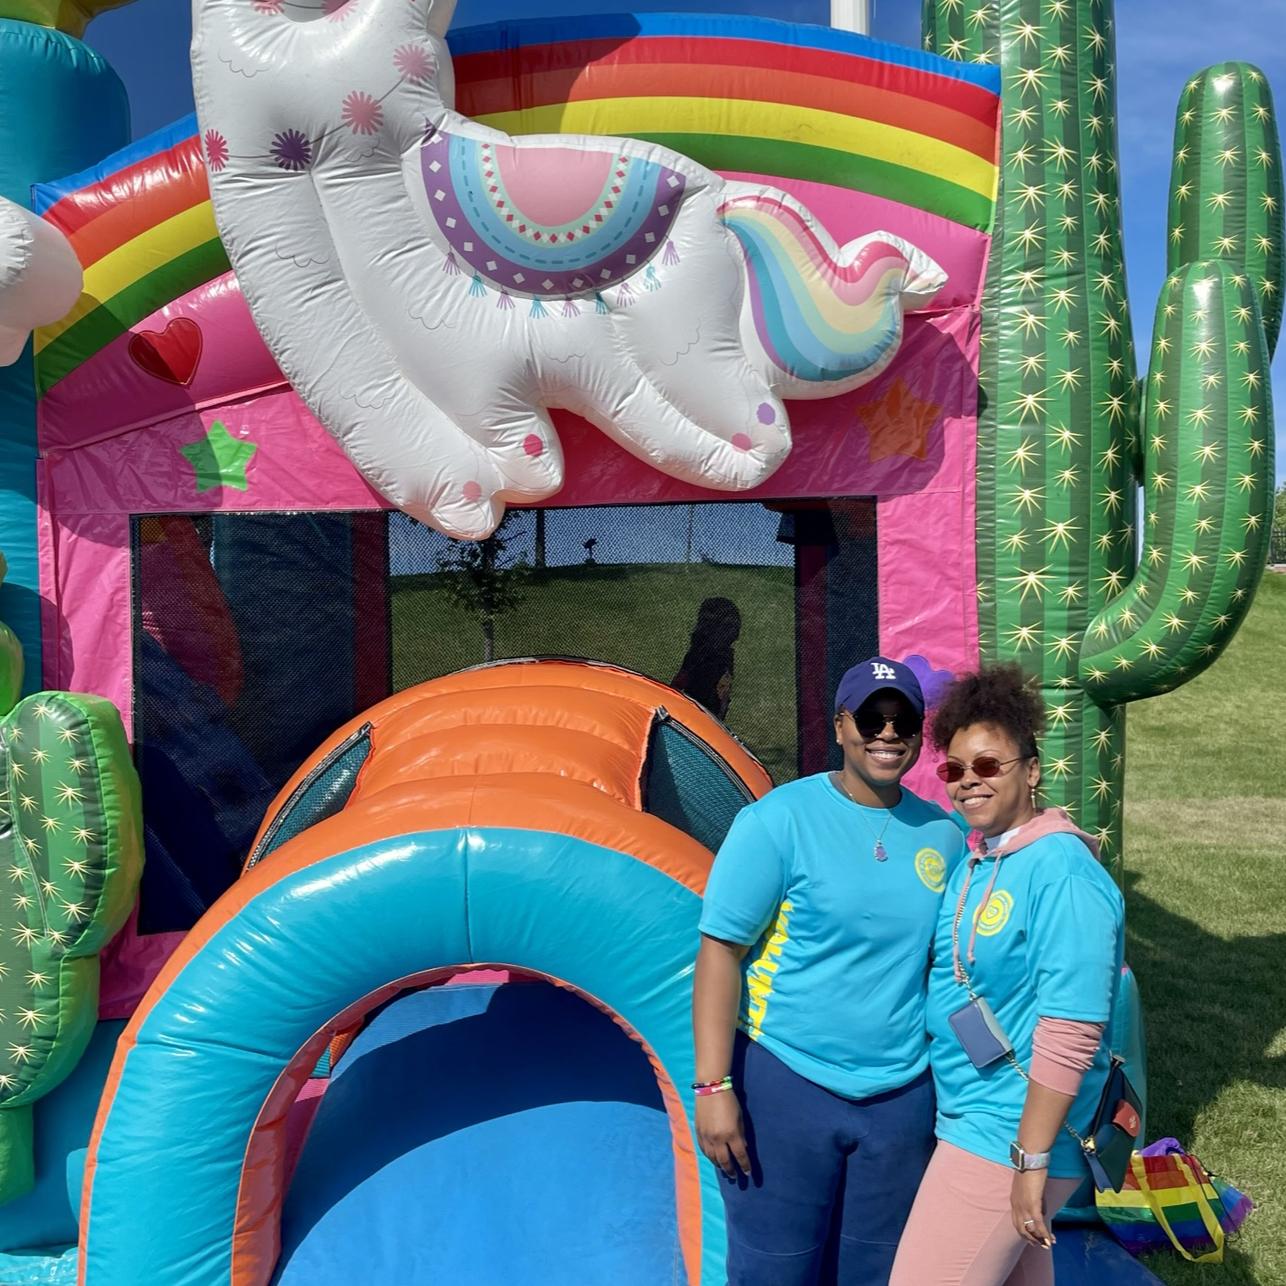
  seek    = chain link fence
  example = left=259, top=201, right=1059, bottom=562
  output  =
left=1271, top=526, right=1286, bottom=566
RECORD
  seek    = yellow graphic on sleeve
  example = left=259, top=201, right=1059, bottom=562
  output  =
left=744, top=900, right=793, bottom=1040
left=914, top=847, right=947, bottom=893
left=973, top=889, right=1014, bottom=937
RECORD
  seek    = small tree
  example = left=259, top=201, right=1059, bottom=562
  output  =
left=436, top=514, right=528, bottom=662
left=1274, top=482, right=1286, bottom=532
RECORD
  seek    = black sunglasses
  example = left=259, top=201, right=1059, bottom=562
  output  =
left=844, top=707, right=923, bottom=741
left=935, top=755, right=1025, bottom=784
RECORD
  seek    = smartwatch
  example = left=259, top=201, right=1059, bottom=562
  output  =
left=1009, top=1141, right=1050, bottom=1172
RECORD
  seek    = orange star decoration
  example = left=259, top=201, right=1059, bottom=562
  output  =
left=856, top=378, right=943, bottom=463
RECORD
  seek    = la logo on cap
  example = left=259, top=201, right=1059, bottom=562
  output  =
left=872, top=662, right=897, bottom=681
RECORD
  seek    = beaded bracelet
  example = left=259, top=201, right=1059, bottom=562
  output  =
left=692, top=1075, right=734, bottom=1097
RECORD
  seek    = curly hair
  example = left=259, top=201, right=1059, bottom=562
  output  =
left=929, top=663, right=1045, bottom=759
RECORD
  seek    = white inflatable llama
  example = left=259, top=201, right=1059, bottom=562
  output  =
left=191, top=0, right=946, bottom=539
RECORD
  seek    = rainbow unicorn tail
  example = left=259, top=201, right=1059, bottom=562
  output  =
left=720, top=194, right=947, bottom=394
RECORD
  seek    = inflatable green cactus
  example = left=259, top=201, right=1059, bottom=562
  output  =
left=923, top=0, right=1281, bottom=870
left=0, top=555, right=142, bottom=1201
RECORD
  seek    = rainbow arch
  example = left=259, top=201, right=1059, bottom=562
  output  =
left=32, top=15, right=999, bottom=395
left=79, top=661, right=771, bottom=1286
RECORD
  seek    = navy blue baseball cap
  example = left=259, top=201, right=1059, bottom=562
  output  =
left=834, top=656, right=925, bottom=717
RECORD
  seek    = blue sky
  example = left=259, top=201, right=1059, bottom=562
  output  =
left=84, top=0, right=1285, bottom=483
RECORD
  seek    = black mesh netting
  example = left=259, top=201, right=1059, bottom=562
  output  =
left=131, top=500, right=877, bottom=932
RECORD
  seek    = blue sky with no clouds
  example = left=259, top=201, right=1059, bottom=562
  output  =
left=84, top=0, right=1286, bottom=482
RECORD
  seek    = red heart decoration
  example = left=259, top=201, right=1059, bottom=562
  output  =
left=128, top=318, right=204, bottom=387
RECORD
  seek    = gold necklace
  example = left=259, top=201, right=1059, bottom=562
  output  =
left=830, top=772, right=895, bottom=861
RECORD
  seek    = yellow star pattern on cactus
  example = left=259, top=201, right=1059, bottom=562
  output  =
left=1004, top=624, right=1042, bottom=651
left=1048, top=635, right=1077, bottom=660
left=1013, top=391, right=1047, bottom=422
left=1006, top=440, right=1038, bottom=473
left=1017, top=65, right=1050, bottom=95
left=1010, top=566, right=1054, bottom=602
left=1041, top=519, right=1079, bottom=549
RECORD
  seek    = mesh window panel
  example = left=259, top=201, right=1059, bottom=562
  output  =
left=247, top=724, right=373, bottom=869
left=643, top=718, right=755, bottom=853
left=131, top=499, right=875, bottom=932
left=132, top=512, right=391, bottom=934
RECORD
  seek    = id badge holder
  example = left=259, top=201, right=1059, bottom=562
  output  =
left=947, top=996, right=1014, bottom=1070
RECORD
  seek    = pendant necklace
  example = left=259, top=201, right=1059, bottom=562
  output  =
left=830, top=772, right=894, bottom=861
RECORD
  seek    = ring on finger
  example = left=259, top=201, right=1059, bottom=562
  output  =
left=1022, top=1219, right=1035, bottom=1228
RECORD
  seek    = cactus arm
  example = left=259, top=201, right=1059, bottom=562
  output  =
left=1170, top=64, right=1283, bottom=355
left=1080, top=59, right=1282, bottom=702
left=1079, top=262, right=1274, bottom=701
left=0, top=691, right=141, bottom=1202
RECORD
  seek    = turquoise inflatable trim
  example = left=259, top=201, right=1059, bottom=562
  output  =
left=0, top=1246, right=77, bottom=1285
left=0, top=22, right=129, bottom=694
left=81, top=828, right=718, bottom=1286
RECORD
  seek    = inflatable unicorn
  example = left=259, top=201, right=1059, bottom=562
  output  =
left=191, top=0, right=946, bottom=538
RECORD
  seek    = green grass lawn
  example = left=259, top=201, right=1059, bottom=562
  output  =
left=1125, top=571, right=1286, bottom=1285
left=392, top=562, right=799, bottom=781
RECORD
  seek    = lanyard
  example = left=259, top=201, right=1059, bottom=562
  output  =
left=951, top=851, right=1005, bottom=984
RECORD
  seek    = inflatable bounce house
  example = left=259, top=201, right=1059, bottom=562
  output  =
left=0, top=0, right=1278, bottom=1281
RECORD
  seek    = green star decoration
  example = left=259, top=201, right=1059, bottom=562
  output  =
left=180, top=421, right=258, bottom=493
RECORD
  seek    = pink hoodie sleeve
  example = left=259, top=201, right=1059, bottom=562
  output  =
left=1029, top=1017, right=1105, bottom=1096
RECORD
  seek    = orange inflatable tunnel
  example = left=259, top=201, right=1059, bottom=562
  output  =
left=79, top=661, right=770, bottom=1286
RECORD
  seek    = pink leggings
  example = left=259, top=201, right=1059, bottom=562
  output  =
left=889, top=1142, right=1083, bottom=1286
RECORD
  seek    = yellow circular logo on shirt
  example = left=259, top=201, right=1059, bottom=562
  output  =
left=974, top=890, right=1014, bottom=937
left=914, top=848, right=947, bottom=893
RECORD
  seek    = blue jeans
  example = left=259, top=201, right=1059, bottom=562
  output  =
left=719, top=1033, right=935, bottom=1286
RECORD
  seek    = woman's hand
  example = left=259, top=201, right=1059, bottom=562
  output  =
left=696, top=1091, right=752, bottom=1179
left=1011, top=1168, right=1055, bottom=1249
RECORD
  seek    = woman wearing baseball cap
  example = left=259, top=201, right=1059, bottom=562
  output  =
left=693, top=656, right=969, bottom=1286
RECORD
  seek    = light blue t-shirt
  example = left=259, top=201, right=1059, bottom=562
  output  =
left=699, top=773, right=968, bottom=1100
left=925, top=832, right=1126, bottom=1177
